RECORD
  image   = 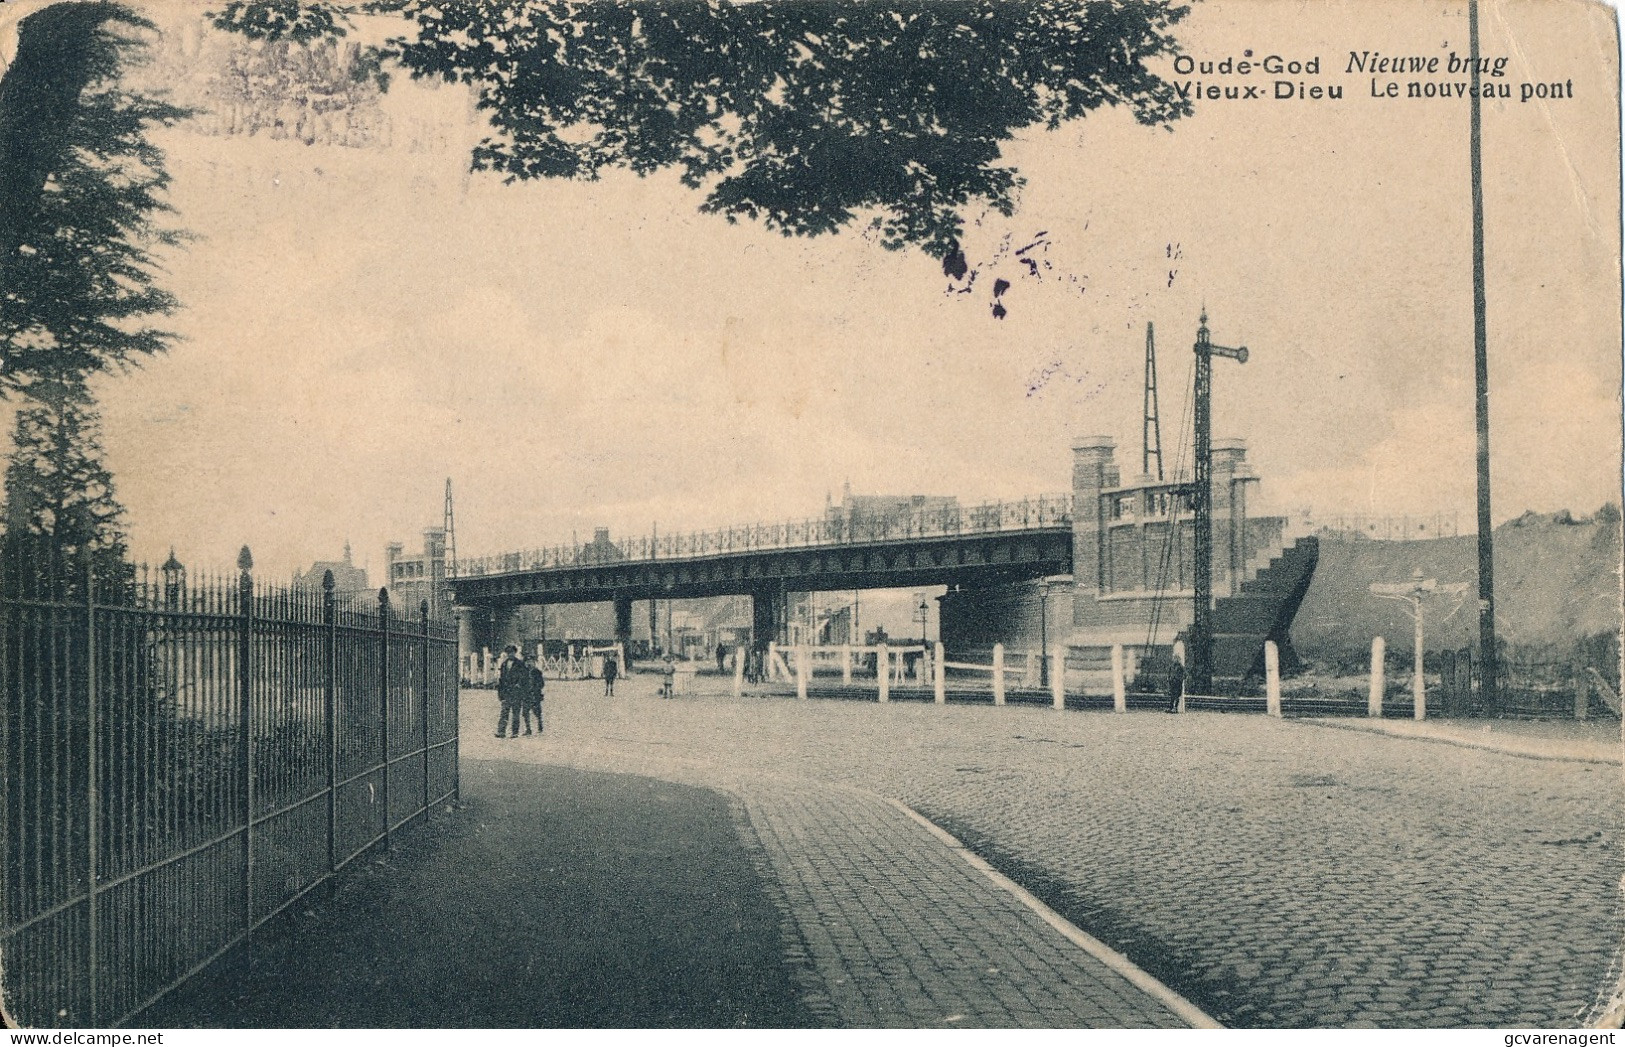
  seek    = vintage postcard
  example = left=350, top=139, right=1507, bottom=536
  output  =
left=1, top=0, right=1621, bottom=1033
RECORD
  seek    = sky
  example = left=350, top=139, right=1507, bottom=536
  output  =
left=2, top=0, right=1620, bottom=581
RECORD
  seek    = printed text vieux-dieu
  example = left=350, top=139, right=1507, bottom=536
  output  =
left=1171, top=50, right=1574, bottom=104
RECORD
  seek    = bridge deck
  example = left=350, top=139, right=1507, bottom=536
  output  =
left=453, top=496, right=1074, bottom=605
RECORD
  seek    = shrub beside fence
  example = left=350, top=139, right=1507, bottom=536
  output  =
left=0, top=549, right=459, bottom=1028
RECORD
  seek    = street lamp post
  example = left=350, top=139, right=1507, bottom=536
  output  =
left=161, top=548, right=186, bottom=608
left=1371, top=568, right=1470, bottom=720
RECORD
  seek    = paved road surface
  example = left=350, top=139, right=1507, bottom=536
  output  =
left=465, top=674, right=1624, bottom=1028
left=143, top=762, right=818, bottom=1028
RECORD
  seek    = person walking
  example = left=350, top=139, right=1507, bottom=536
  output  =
left=522, top=654, right=545, bottom=734
left=1165, top=658, right=1186, bottom=714
left=495, top=644, right=524, bottom=737
left=602, top=651, right=619, bottom=696
left=715, top=643, right=727, bottom=675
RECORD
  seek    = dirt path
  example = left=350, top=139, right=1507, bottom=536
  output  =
left=141, top=759, right=818, bottom=1028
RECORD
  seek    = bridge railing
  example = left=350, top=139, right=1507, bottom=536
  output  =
left=454, top=493, right=1073, bottom=578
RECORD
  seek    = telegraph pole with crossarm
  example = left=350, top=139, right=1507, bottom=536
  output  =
left=1189, top=311, right=1248, bottom=695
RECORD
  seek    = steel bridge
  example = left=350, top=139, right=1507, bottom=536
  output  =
left=450, top=495, right=1074, bottom=643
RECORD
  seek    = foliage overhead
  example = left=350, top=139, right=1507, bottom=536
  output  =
left=0, top=1, right=188, bottom=396
left=212, top=0, right=1192, bottom=258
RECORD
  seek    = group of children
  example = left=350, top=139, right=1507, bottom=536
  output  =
left=494, top=645, right=546, bottom=737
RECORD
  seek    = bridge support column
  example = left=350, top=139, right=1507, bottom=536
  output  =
left=614, top=597, right=633, bottom=669
left=749, top=587, right=780, bottom=652
left=466, top=607, right=501, bottom=657
left=478, top=607, right=521, bottom=656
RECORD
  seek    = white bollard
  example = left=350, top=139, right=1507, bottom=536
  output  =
left=1369, top=636, right=1385, bottom=717
left=934, top=642, right=946, bottom=704
left=734, top=644, right=745, bottom=697
left=842, top=643, right=852, bottom=685
left=1412, top=609, right=1426, bottom=721
left=796, top=645, right=810, bottom=701
left=1111, top=644, right=1127, bottom=713
left=768, top=641, right=779, bottom=682
left=877, top=644, right=890, bottom=703
left=992, top=644, right=1006, bottom=706
left=1265, top=640, right=1281, bottom=717
left=1051, top=650, right=1065, bottom=710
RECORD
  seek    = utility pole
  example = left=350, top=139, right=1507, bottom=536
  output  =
left=442, top=478, right=457, bottom=575
left=1469, top=0, right=1499, bottom=714
left=440, top=477, right=457, bottom=617
left=1190, top=311, right=1248, bottom=695
left=1143, top=322, right=1164, bottom=480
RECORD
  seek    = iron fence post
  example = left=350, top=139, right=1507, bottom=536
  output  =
left=420, top=600, right=430, bottom=820
left=84, top=558, right=100, bottom=1026
left=323, top=572, right=337, bottom=875
left=237, top=546, right=254, bottom=932
left=378, top=587, right=390, bottom=851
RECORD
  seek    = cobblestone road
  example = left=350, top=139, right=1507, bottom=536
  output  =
left=466, top=678, right=1624, bottom=1028
left=743, top=782, right=1191, bottom=1027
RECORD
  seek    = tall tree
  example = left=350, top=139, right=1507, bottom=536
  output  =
left=0, top=1, right=188, bottom=396
left=212, top=0, right=1191, bottom=259
left=2, top=380, right=129, bottom=568
left=0, top=2, right=187, bottom=562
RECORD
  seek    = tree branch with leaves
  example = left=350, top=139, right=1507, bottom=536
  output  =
left=212, top=0, right=1191, bottom=260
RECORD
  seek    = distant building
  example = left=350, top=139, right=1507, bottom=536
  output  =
left=386, top=527, right=449, bottom=616
left=581, top=526, right=624, bottom=563
left=292, top=542, right=370, bottom=597
left=825, top=484, right=959, bottom=537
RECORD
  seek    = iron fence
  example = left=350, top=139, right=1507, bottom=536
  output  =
left=1308, top=512, right=1462, bottom=541
left=455, top=493, right=1074, bottom=578
left=0, top=547, right=459, bottom=1028
left=1432, top=646, right=1619, bottom=718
